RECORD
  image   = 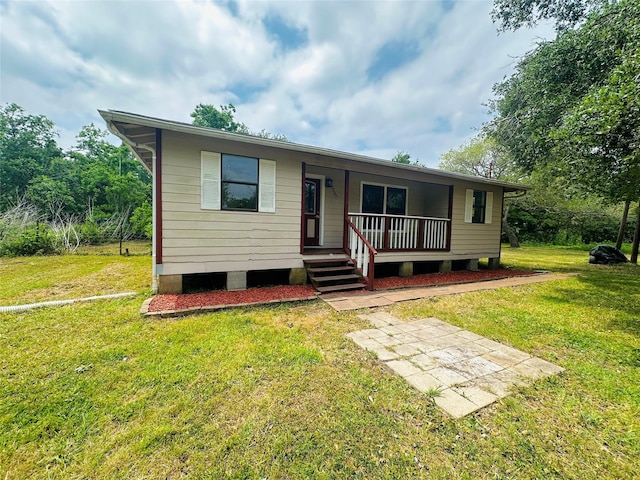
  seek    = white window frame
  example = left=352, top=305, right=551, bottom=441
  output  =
left=359, top=181, right=409, bottom=215
left=201, top=151, right=276, bottom=213
left=464, top=188, right=493, bottom=224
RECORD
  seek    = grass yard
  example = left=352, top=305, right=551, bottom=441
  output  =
left=1, top=244, right=639, bottom=478
left=0, top=241, right=152, bottom=305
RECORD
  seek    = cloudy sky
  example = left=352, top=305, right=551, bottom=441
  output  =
left=0, top=0, right=554, bottom=167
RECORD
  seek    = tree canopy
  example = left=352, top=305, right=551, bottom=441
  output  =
left=0, top=104, right=152, bottom=254
left=487, top=0, right=640, bottom=261
left=190, top=103, right=288, bottom=141
left=491, top=0, right=609, bottom=31
left=191, top=103, right=249, bottom=133
left=438, top=136, right=517, bottom=180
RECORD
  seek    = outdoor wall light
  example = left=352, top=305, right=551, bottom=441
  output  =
left=325, top=178, right=333, bottom=188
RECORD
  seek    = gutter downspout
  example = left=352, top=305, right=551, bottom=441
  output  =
left=106, top=121, right=159, bottom=293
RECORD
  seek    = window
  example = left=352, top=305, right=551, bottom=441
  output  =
left=362, top=184, right=384, bottom=214
left=361, top=183, right=408, bottom=215
left=201, top=151, right=276, bottom=213
left=465, top=189, right=493, bottom=224
left=222, top=154, right=258, bottom=211
left=386, top=187, right=407, bottom=215
left=472, top=190, right=486, bottom=223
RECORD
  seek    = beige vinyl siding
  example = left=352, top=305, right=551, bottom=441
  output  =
left=449, top=182, right=502, bottom=257
left=160, top=131, right=302, bottom=274
left=158, top=129, right=505, bottom=275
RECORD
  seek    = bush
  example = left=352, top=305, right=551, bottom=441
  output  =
left=0, top=224, right=58, bottom=256
left=130, top=202, right=152, bottom=239
left=505, top=202, right=624, bottom=245
left=78, top=219, right=108, bottom=245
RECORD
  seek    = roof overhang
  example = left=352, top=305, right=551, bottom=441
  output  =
left=98, top=109, right=530, bottom=193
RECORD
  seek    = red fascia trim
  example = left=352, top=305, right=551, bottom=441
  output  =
left=155, top=128, right=163, bottom=265
left=300, top=162, right=306, bottom=254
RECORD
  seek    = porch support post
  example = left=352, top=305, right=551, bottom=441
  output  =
left=300, top=162, right=306, bottom=254
left=343, top=169, right=350, bottom=252
left=446, top=185, right=453, bottom=250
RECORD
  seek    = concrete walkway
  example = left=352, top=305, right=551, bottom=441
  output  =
left=348, top=312, right=564, bottom=418
left=324, top=273, right=572, bottom=311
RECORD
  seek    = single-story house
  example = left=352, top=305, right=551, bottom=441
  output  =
left=99, top=110, right=528, bottom=294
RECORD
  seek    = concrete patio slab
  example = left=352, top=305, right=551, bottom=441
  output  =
left=349, top=313, right=564, bottom=418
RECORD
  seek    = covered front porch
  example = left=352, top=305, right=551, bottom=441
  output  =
left=301, top=164, right=454, bottom=290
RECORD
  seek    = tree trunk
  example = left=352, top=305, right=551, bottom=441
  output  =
left=502, top=205, right=520, bottom=248
left=630, top=200, right=640, bottom=265
left=616, top=199, right=630, bottom=250
left=503, top=221, right=520, bottom=248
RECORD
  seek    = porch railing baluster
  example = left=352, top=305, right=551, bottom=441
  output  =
left=348, top=213, right=450, bottom=252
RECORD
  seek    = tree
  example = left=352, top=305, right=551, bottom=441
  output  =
left=106, top=174, right=149, bottom=254
left=191, top=103, right=249, bottom=132
left=439, top=136, right=523, bottom=247
left=391, top=151, right=412, bottom=164
left=492, top=0, right=609, bottom=31
left=553, top=53, right=640, bottom=261
left=439, top=136, right=516, bottom=180
left=0, top=103, right=62, bottom=211
left=190, top=103, right=288, bottom=141
left=487, top=0, right=640, bottom=261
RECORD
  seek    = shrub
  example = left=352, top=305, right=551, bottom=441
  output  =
left=0, top=223, right=58, bottom=256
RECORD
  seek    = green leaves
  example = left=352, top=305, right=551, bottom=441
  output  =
left=488, top=0, right=639, bottom=193
left=491, top=0, right=609, bottom=32
left=190, top=103, right=249, bottom=133
left=438, top=136, right=518, bottom=180
left=0, top=104, right=153, bottom=249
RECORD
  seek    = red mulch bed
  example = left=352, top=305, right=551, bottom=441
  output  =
left=373, top=268, right=535, bottom=290
left=147, top=269, right=536, bottom=313
left=148, top=285, right=317, bottom=313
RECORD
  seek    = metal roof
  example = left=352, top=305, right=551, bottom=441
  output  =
left=98, top=109, right=529, bottom=192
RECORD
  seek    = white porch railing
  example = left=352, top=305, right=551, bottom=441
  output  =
left=348, top=213, right=450, bottom=251
left=345, top=218, right=377, bottom=289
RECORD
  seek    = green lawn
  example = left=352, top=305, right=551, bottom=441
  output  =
left=1, top=245, right=638, bottom=478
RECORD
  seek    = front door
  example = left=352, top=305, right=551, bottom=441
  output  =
left=304, top=178, right=321, bottom=246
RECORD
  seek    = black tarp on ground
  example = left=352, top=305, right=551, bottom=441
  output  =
left=589, top=245, right=628, bottom=264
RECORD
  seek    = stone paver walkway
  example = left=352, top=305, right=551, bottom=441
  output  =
left=325, top=273, right=572, bottom=311
left=347, top=311, right=564, bottom=418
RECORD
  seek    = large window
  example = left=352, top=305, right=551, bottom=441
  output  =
left=222, top=154, right=258, bottom=211
left=361, top=183, right=407, bottom=215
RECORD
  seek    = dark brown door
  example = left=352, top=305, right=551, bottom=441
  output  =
left=304, top=178, right=321, bottom=246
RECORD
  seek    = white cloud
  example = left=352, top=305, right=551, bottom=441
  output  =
left=0, top=0, right=554, bottom=166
